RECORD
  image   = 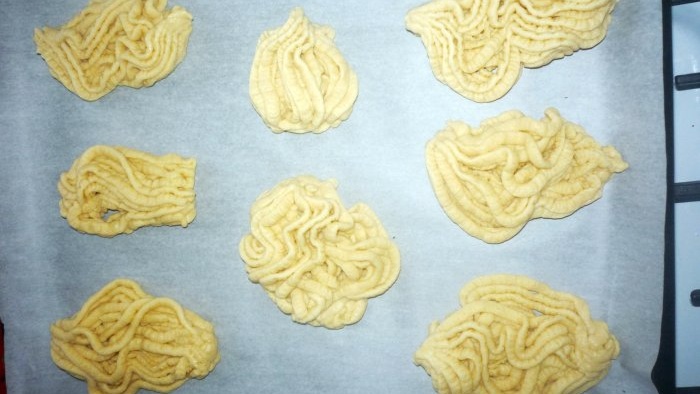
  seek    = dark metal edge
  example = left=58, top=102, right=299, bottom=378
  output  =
left=651, top=0, right=677, bottom=392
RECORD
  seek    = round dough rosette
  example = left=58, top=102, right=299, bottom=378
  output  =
left=249, top=8, right=359, bottom=133
left=239, top=176, right=400, bottom=329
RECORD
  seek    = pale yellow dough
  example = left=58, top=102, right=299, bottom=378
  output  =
left=249, top=8, right=359, bottom=133
left=51, top=279, right=220, bottom=394
left=425, top=108, right=627, bottom=243
left=406, top=0, right=617, bottom=102
left=34, top=0, right=192, bottom=101
left=239, top=176, right=400, bottom=329
left=415, top=274, right=619, bottom=394
left=58, top=145, right=196, bottom=237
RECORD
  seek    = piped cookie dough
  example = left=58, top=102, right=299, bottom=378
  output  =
left=58, top=145, right=196, bottom=237
left=239, top=176, right=400, bottom=329
left=406, top=0, right=617, bottom=102
left=249, top=8, right=359, bottom=133
left=425, top=108, right=628, bottom=243
left=415, top=274, right=619, bottom=394
left=34, top=0, right=192, bottom=101
left=51, top=279, right=220, bottom=394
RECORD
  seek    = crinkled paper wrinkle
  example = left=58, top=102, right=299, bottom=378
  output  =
left=249, top=8, right=359, bottom=133
left=414, top=274, right=620, bottom=394
left=50, top=279, right=220, bottom=394
left=58, top=145, right=196, bottom=237
left=34, top=0, right=192, bottom=101
left=425, top=108, right=628, bottom=243
left=239, top=176, right=400, bottom=329
left=405, top=0, right=617, bottom=102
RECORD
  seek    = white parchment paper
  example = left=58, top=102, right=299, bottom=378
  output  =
left=0, top=1, right=665, bottom=393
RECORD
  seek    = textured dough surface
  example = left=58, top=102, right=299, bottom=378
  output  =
left=415, top=274, right=619, bottom=394
left=51, top=279, right=220, bottom=394
left=34, top=0, right=192, bottom=101
left=239, top=176, right=400, bottom=329
left=58, top=145, right=196, bottom=237
left=405, top=0, right=617, bottom=102
left=425, top=108, right=627, bottom=243
left=249, top=8, right=359, bottom=133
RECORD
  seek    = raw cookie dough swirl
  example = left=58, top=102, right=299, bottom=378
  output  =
left=51, top=279, right=220, bottom=394
left=249, top=8, right=359, bottom=133
left=239, top=176, right=400, bottom=329
left=405, top=0, right=617, bottom=102
left=415, top=274, right=619, bottom=394
left=58, top=145, right=196, bottom=237
left=34, top=0, right=192, bottom=101
left=425, top=108, right=627, bottom=243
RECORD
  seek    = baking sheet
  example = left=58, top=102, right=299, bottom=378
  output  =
left=0, top=1, right=665, bottom=393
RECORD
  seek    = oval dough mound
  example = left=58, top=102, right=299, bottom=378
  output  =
left=405, top=0, right=617, bottom=102
left=415, top=274, right=619, bottom=394
left=425, top=108, right=628, bottom=243
left=58, top=145, right=196, bottom=237
left=249, top=8, right=359, bottom=133
left=34, top=0, right=193, bottom=101
left=51, top=279, right=220, bottom=394
left=239, top=176, right=400, bottom=329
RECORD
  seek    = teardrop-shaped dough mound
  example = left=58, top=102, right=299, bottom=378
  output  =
left=58, top=145, right=197, bottom=237
left=415, top=274, right=619, bottom=394
left=425, top=108, right=628, bottom=243
left=405, top=0, right=616, bottom=102
left=51, top=279, right=220, bottom=394
left=34, top=0, right=193, bottom=101
left=249, top=8, right=359, bottom=133
left=239, top=176, right=400, bottom=329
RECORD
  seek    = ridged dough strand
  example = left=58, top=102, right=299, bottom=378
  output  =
left=34, top=0, right=192, bottom=101
left=50, top=279, right=220, bottom=394
left=415, top=274, right=619, bottom=394
left=425, top=108, right=627, bottom=243
left=58, top=145, right=196, bottom=237
left=405, top=0, right=617, bottom=102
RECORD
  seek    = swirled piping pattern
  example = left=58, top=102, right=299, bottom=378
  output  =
left=425, top=108, right=627, bottom=243
left=58, top=145, right=196, bottom=237
left=249, top=8, right=359, bottom=133
left=415, top=274, right=619, bottom=394
left=405, top=0, right=617, bottom=102
left=239, top=176, right=400, bottom=329
left=34, top=0, right=192, bottom=101
left=51, top=279, right=220, bottom=394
